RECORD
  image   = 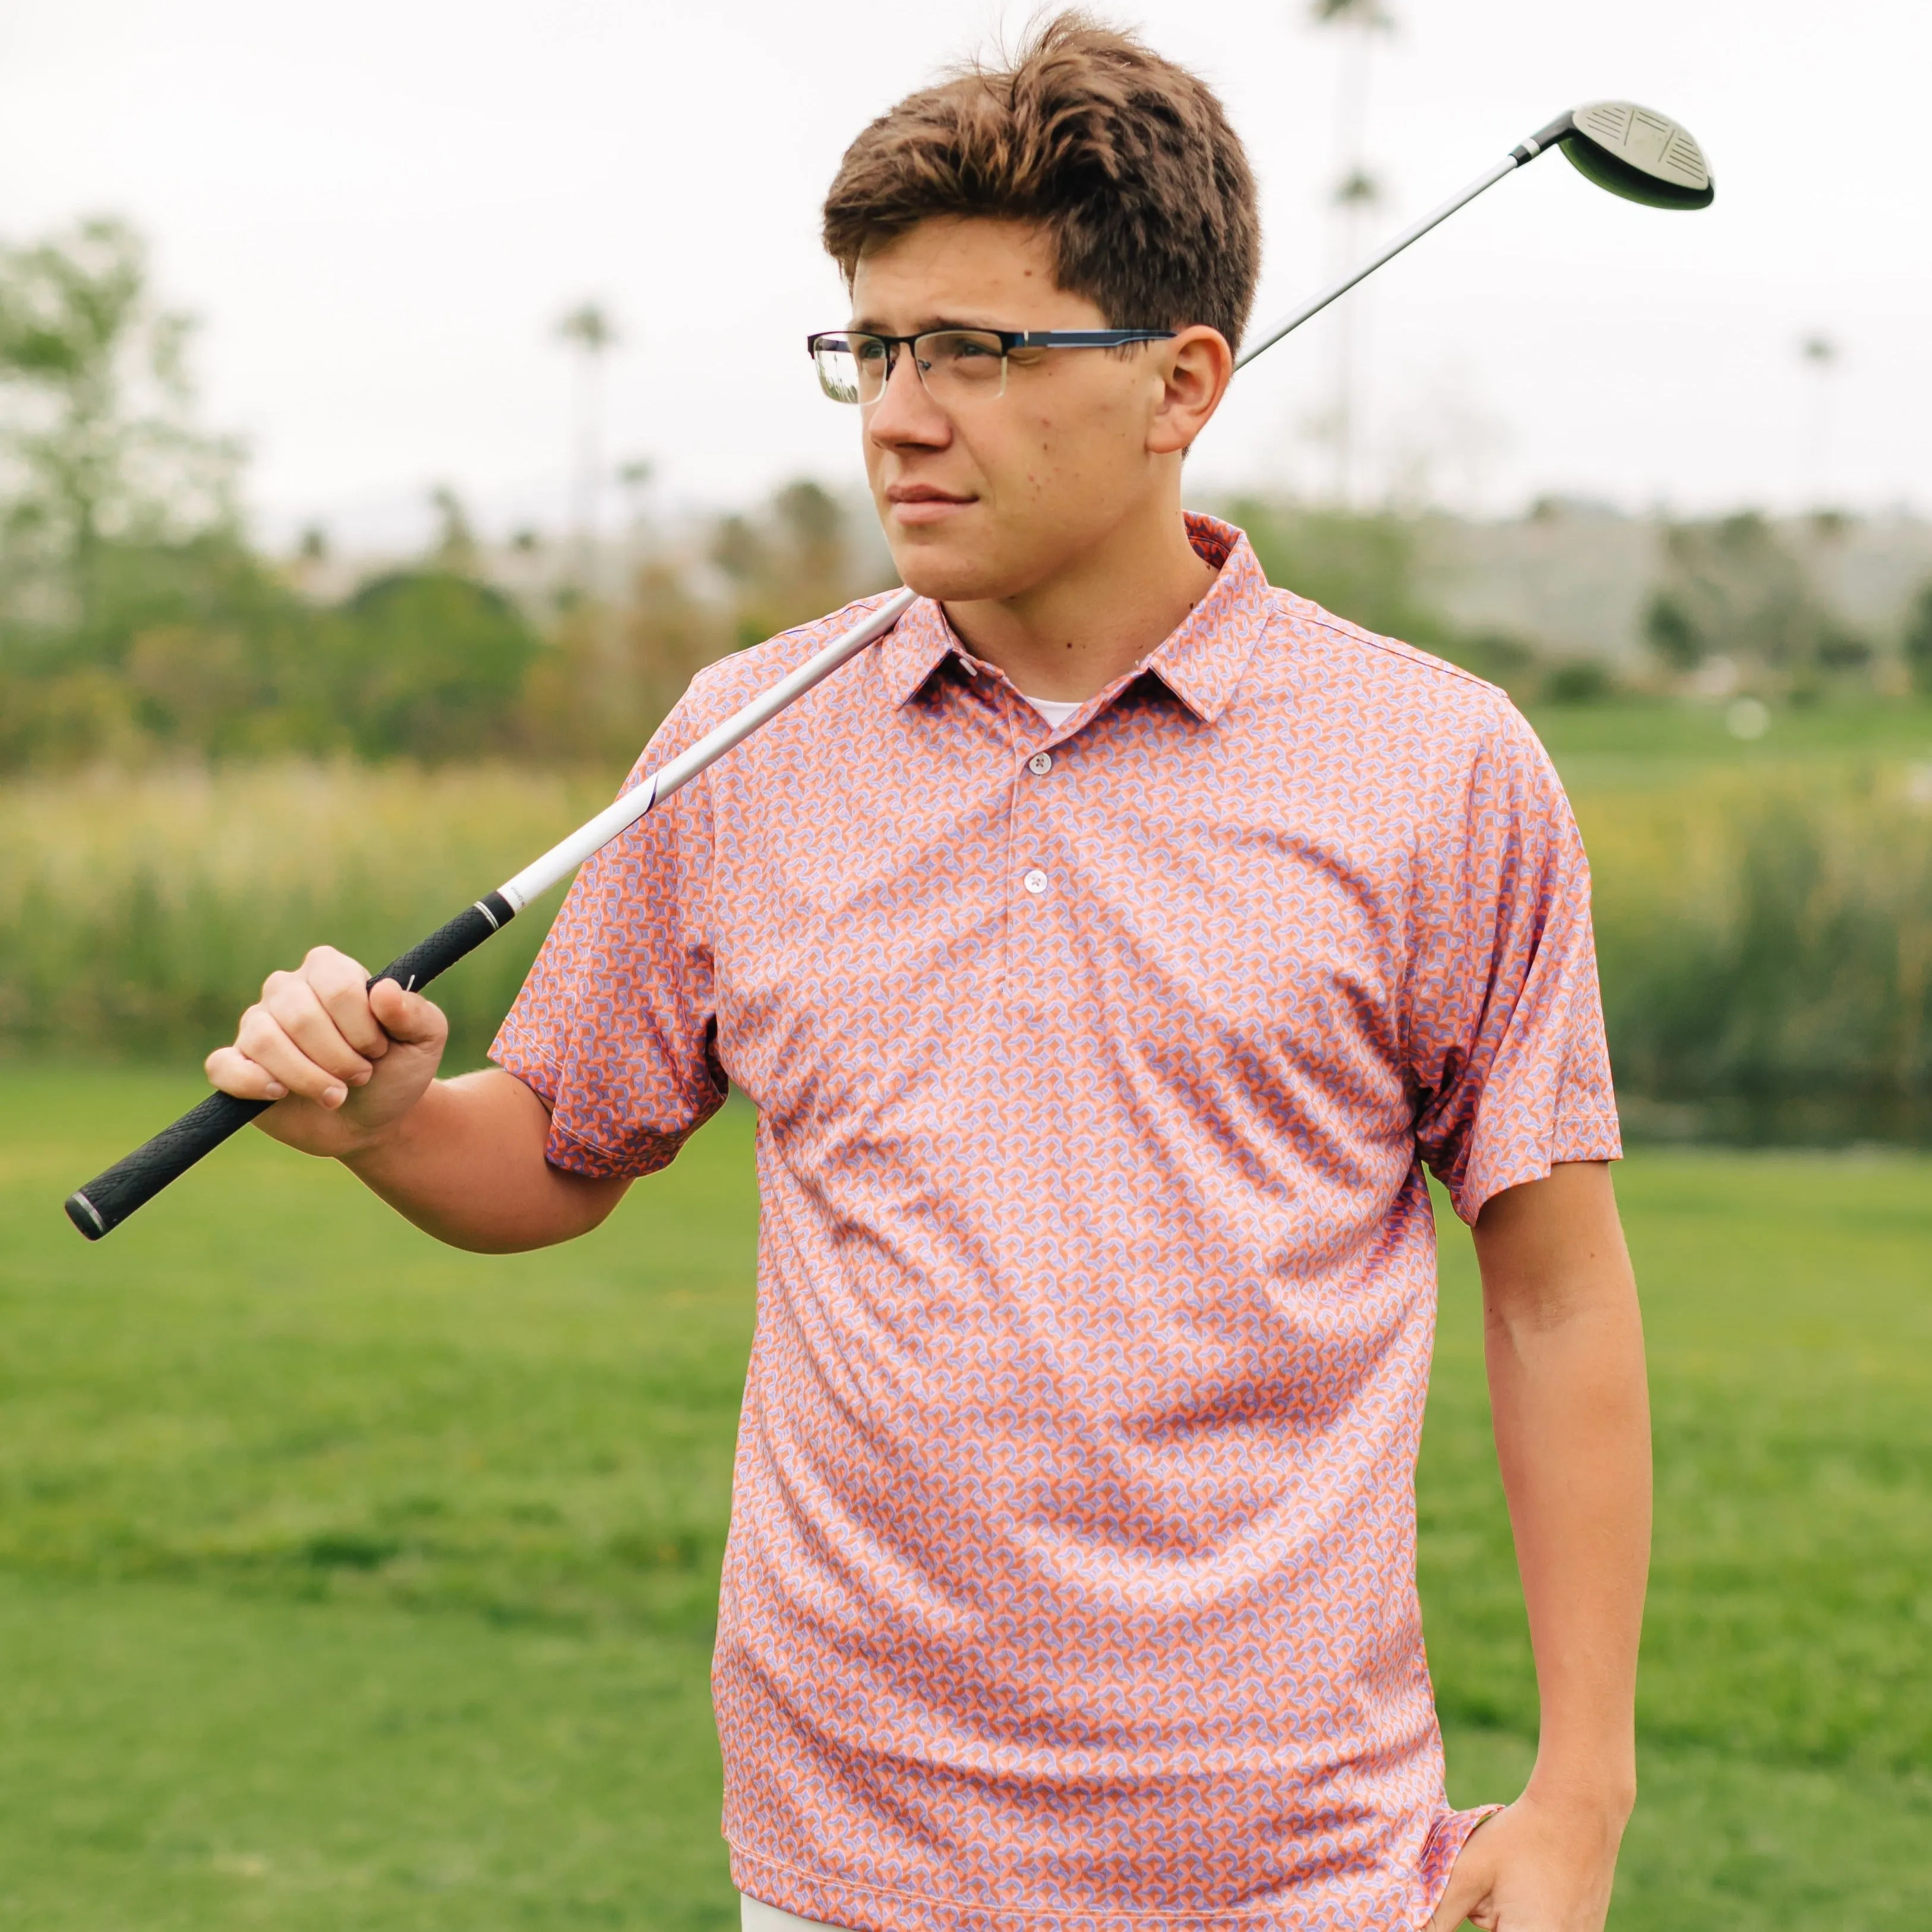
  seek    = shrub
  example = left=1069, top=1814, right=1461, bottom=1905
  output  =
left=1542, top=658, right=1616, bottom=706
left=1583, top=766, right=1932, bottom=1141
left=1905, top=582, right=1932, bottom=696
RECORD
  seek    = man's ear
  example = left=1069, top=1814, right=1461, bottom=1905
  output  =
left=1147, top=326, right=1233, bottom=457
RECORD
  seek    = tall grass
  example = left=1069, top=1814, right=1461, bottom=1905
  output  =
left=0, top=763, right=604, bottom=1063
left=4, top=755, right=1931, bottom=1142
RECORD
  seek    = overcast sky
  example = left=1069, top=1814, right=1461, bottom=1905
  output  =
left=3, top=0, right=1927, bottom=548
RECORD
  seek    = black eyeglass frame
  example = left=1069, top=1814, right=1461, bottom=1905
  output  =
left=805, top=327, right=1177, bottom=403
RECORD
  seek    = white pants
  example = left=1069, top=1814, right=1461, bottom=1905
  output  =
left=740, top=1895, right=846, bottom=1931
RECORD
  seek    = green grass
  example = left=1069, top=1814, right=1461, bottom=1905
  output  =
left=1426, top=1150, right=1932, bottom=1928
left=1527, top=695, right=1932, bottom=791
left=2, top=1069, right=1928, bottom=1927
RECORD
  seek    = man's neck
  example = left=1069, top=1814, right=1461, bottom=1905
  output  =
left=939, top=498, right=1218, bottom=703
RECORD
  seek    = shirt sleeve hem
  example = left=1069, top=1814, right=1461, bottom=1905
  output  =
left=1448, top=1106, right=1625, bottom=1225
left=541, top=1110, right=693, bottom=1183
left=490, top=1030, right=702, bottom=1182
left=489, top=1027, right=561, bottom=1107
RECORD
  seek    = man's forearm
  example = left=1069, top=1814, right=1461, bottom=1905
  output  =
left=343, top=1068, right=630, bottom=1254
left=1473, top=1163, right=1652, bottom=1815
left=204, top=954, right=630, bottom=1254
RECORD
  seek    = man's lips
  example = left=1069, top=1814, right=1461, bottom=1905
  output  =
left=885, top=484, right=976, bottom=525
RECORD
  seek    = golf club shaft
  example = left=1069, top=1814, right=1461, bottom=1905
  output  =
left=67, top=113, right=1584, bottom=1242
left=1238, top=153, right=1534, bottom=372
left=64, top=587, right=918, bottom=1240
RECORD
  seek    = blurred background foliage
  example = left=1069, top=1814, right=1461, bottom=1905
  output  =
left=5, top=216, right=1932, bottom=1141
left=1579, top=763, right=1932, bottom=1142
left=0, top=220, right=892, bottom=774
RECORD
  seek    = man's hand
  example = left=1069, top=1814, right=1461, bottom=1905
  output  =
left=206, top=945, right=447, bottom=1157
left=204, top=943, right=625, bottom=1253
left=1426, top=1792, right=1628, bottom=1931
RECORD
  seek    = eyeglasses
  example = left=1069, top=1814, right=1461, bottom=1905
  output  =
left=806, top=328, right=1176, bottom=407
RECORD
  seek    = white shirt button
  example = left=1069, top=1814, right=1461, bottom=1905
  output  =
left=1022, top=869, right=1049, bottom=895
left=1027, top=751, right=1053, bottom=776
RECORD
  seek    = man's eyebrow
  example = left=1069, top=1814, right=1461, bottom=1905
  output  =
left=845, top=314, right=1016, bottom=334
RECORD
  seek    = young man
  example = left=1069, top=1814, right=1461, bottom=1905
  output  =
left=208, top=17, right=1649, bottom=1931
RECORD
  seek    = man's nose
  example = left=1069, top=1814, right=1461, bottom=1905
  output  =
left=866, top=349, right=949, bottom=447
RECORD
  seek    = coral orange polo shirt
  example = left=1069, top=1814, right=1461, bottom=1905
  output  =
left=494, top=515, right=1621, bottom=1931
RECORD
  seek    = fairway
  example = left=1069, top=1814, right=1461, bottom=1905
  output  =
left=2, top=1069, right=1928, bottom=1929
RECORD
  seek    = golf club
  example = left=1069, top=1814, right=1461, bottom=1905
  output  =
left=1236, top=100, right=1713, bottom=371
left=65, top=99, right=1713, bottom=1240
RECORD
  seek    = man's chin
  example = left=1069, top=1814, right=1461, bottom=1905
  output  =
left=887, top=537, right=1025, bottom=607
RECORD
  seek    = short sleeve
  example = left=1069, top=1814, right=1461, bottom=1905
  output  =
left=1407, top=701, right=1621, bottom=1223
left=491, top=686, right=730, bottom=1179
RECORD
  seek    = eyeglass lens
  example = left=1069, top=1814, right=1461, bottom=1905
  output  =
left=813, top=332, right=1009, bottom=406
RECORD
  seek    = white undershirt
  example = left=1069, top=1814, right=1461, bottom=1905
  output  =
left=1021, top=693, right=1082, bottom=729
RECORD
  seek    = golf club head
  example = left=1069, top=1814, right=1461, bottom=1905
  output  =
left=1556, top=102, right=1715, bottom=210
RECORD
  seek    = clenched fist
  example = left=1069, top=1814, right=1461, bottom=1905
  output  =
left=206, top=945, right=449, bottom=1159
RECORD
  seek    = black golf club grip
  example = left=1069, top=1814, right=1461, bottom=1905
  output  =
left=64, top=892, right=517, bottom=1241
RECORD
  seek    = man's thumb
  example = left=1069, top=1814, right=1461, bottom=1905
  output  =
left=370, top=978, right=447, bottom=1047
left=1425, top=1830, right=1495, bottom=1932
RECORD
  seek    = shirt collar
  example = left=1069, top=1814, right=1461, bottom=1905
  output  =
left=877, top=593, right=962, bottom=709
left=877, top=512, right=1271, bottom=724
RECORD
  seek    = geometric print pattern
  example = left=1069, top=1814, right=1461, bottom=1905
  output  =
left=493, top=515, right=1621, bottom=1931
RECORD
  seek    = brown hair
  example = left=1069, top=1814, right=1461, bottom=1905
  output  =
left=822, top=12, right=1260, bottom=352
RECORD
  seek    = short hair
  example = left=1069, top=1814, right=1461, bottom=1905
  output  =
left=822, top=12, right=1261, bottom=353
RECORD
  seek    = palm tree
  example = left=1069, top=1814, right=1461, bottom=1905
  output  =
left=557, top=302, right=619, bottom=586
left=1310, top=0, right=1395, bottom=504
left=428, top=483, right=478, bottom=575
left=1798, top=334, right=1840, bottom=510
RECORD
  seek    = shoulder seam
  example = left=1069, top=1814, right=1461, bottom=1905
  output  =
left=1278, top=598, right=1503, bottom=696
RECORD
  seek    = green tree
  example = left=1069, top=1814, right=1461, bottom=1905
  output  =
left=1904, top=582, right=1932, bottom=697
left=428, top=484, right=479, bottom=576
left=711, top=478, right=881, bottom=649
left=1641, top=513, right=1871, bottom=695
left=333, top=573, right=540, bottom=762
left=1643, top=591, right=1705, bottom=671
left=0, top=216, right=241, bottom=646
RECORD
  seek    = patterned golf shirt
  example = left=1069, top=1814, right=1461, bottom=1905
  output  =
left=493, top=514, right=1622, bottom=1932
